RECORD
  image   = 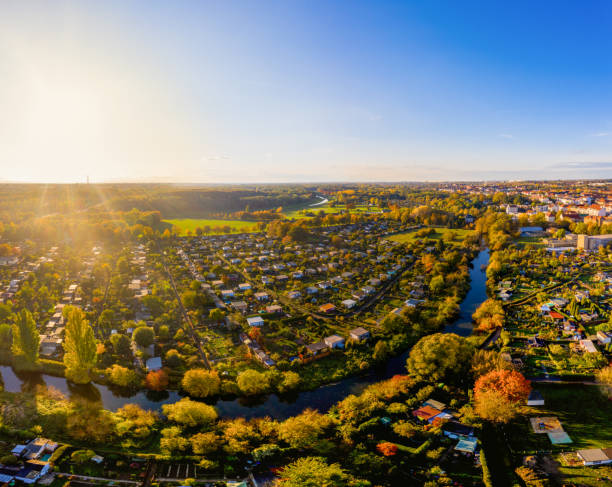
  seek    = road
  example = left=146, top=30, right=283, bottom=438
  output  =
left=155, top=240, right=211, bottom=370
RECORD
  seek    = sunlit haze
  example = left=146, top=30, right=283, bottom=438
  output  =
left=1, top=1, right=611, bottom=182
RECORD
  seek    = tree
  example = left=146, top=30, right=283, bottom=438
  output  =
left=471, top=349, right=510, bottom=378
left=373, top=340, right=390, bottom=361
left=475, top=369, right=531, bottom=403
left=209, top=308, right=225, bottom=323
left=0, top=324, right=11, bottom=350
left=98, top=309, right=115, bottom=333
left=160, top=426, right=189, bottom=454
left=181, top=369, right=221, bottom=398
left=277, top=371, right=301, bottom=393
left=190, top=431, right=220, bottom=455
left=145, top=369, right=169, bottom=391
left=67, top=399, right=114, bottom=442
left=162, top=398, right=218, bottom=427
left=115, top=404, right=158, bottom=439
left=275, top=457, right=350, bottom=487
left=11, top=310, right=39, bottom=368
left=376, top=442, right=398, bottom=456
left=278, top=409, right=334, bottom=449
left=132, top=326, right=155, bottom=348
left=237, top=369, right=271, bottom=395
left=429, top=275, right=445, bottom=295
left=63, top=306, right=97, bottom=384
left=107, top=364, right=141, bottom=388
left=406, top=333, right=473, bottom=383
left=110, top=333, right=132, bottom=357
left=595, top=366, right=612, bottom=398
left=474, top=369, right=531, bottom=423
left=472, top=299, right=505, bottom=331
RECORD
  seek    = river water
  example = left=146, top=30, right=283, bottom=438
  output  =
left=0, top=249, right=489, bottom=419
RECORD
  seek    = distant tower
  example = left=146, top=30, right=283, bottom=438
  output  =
left=87, top=175, right=90, bottom=184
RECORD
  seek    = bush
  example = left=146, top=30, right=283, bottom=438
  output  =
left=71, top=449, right=95, bottom=464
left=49, top=444, right=69, bottom=464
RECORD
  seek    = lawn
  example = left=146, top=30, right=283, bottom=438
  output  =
left=387, top=227, right=475, bottom=244
left=284, top=204, right=382, bottom=219
left=515, top=236, right=545, bottom=248
left=165, top=218, right=260, bottom=235
left=507, top=384, right=612, bottom=454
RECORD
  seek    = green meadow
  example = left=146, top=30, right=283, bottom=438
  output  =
left=165, top=218, right=259, bottom=235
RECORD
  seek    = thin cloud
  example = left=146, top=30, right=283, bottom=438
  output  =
left=589, top=132, right=610, bottom=137
left=498, top=134, right=514, bottom=139
left=551, top=161, right=612, bottom=169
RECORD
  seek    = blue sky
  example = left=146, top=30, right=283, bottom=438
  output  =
left=1, top=0, right=611, bottom=182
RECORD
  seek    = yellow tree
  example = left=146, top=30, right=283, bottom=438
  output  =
left=63, top=306, right=97, bottom=384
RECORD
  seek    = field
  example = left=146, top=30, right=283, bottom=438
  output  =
left=284, top=204, right=382, bottom=219
left=507, top=385, right=612, bottom=453
left=165, top=218, right=259, bottom=235
left=386, top=227, right=475, bottom=244
left=515, top=236, right=546, bottom=248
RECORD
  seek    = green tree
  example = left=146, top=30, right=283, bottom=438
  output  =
left=181, top=369, right=221, bottom=398
left=406, top=333, right=473, bottom=383
left=275, top=457, right=351, bottom=487
left=162, top=398, right=218, bottom=427
left=63, top=306, right=97, bottom=384
left=110, top=333, right=132, bottom=357
left=0, top=323, right=12, bottom=351
left=278, top=409, right=334, bottom=449
left=132, top=326, right=155, bottom=348
left=12, top=309, right=39, bottom=368
left=373, top=340, right=390, bottom=361
left=237, top=369, right=271, bottom=395
left=107, top=364, right=141, bottom=388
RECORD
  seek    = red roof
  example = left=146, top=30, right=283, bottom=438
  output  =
left=549, top=311, right=563, bottom=320
left=413, top=405, right=442, bottom=421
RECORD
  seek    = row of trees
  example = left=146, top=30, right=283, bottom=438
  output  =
left=8, top=306, right=97, bottom=383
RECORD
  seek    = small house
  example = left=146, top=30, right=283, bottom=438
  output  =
left=324, top=335, right=345, bottom=349
left=349, top=327, right=370, bottom=341
left=247, top=316, right=265, bottom=327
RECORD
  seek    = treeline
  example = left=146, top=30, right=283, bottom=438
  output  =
left=0, top=209, right=168, bottom=245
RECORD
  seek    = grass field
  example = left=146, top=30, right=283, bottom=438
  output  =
left=515, top=236, right=545, bottom=248
left=386, top=227, right=475, bottom=244
left=165, top=218, right=259, bottom=235
left=284, top=204, right=382, bottom=219
left=508, top=384, right=612, bottom=453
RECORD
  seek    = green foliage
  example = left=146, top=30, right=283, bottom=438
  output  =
left=132, top=326, right=155, bottom=348
left=0, top=324, right=12, bottom=350
left=162, top=398, right=218, bottom=427
left=237, top=369, right=271, bottom=395
left=406, top=333, right=473, bottom=383
left=71, top=449, right=95, bottom=464
left=107, top=364, right=141, bottom=388
left=12, top=309, right=39, bottom=366
left=63, top=306, right=97, bottom=384
left=276, top=456, right=351, bottom=487
left=181, top=369, right=221, bottom=398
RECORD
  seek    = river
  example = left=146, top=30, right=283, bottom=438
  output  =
left=0, top=249, right=489, bottom=419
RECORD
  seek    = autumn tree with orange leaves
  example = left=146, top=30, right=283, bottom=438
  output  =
left=474, top=369, right=531, bottom=423
left=377, top=442, right=398, bottom=456
left=145, top=369, right=169, bottom=391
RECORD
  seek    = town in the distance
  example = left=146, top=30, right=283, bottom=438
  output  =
left=0, top=181, right=609, bottom=486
